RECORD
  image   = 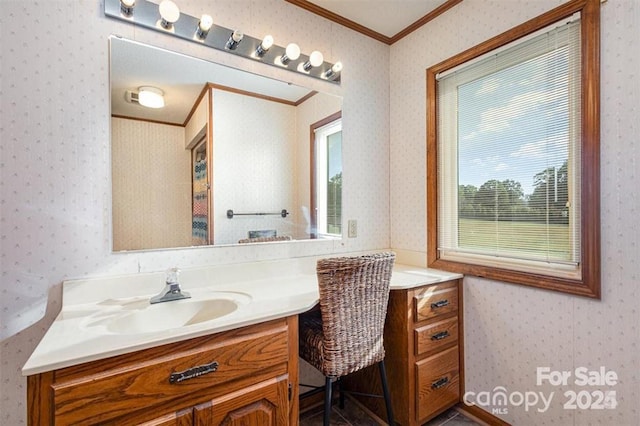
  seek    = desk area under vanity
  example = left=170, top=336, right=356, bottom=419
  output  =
left=23, top=254, right=463, bottom=425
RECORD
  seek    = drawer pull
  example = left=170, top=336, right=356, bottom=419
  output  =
left=431, top=299, right=449, bottom=309
left=431, top=331, right=450, bottom=341
left=169, top=361, right=219, bottom=384
left=431, top=377, right=449, bottom=389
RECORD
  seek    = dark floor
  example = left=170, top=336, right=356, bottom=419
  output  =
left=300, top=398, right=481, bottom=426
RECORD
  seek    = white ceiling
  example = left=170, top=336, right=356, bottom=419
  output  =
left=307, top=0, right=450, bottom=38
left=110, top=38, right=314, bottom=125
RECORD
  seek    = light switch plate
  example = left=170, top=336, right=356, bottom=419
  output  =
left=348, top=220, right=357, bottom=238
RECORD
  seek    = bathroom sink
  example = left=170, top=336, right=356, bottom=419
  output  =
left=82, top=291, right=252, bottom=334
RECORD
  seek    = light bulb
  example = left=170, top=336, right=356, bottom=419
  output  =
left=324, top=61, right=343, bottom=79
left=261, top=35, right=274, bottom=51
left=159, top=0, right=180, bottom=29
left=196, top=14, right=213, bottom=39
left=120, top=0, right=135, bottom=16
left=138, top=87, right=165, bottom=109
left=303, top=50, right=323, bottom=71
left=225, top=29, right=244, bottom=50
left=255, top=34, right=274, bottom=57
left=280, top=43, right=300, bottom=65
left=286, top=43, right=300, bottom=60
left=232, top=29, right=243, bottom=42
left=309, top=51, right=324, bottom=67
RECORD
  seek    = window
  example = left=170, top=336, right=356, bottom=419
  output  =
left=311, top=112, right=342, bottom=238
left=427, top=0, right=600, bottom=297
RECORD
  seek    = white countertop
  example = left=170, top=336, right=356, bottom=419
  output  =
left=22, top=255, right=461, bottom=376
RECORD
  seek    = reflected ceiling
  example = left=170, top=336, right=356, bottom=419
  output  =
left=110, top=38, right=314, bottom=125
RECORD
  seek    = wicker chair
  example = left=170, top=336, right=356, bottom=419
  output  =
left=299, top=252, right=395, bottom=425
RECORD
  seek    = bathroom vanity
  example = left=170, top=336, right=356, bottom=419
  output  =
left=28, top=318, right=297, bottom=425
left=344, top=277, right=463, bottom=425
left=23, top=255, right=462, bottom=425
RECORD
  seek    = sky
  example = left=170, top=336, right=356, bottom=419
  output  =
left=456, top=46, right=574, bottom=197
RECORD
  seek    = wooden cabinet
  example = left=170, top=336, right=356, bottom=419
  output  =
left=344, top=279, right=462, bottom=426
left=137, top=408, right=194, bottom=426
left=194, top=375, right=289, bottom=425
left=27, top=317, right=299, bottom=426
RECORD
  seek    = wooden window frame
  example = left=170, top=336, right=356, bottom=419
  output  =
left=426, top=0, right=600, bottom=298
left=310, top=111, right=342, bottom=239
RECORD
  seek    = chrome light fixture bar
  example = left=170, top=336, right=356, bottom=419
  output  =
left=105, top=0, right=341, bottom=84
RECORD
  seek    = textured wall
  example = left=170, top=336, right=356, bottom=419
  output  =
left=212, top=89, right=297, bottom=244
left=0, top=0, right=389, bottom=423
left=390, top=0, right=639, bottom=424
left=111, top=117, right=192, bottom=250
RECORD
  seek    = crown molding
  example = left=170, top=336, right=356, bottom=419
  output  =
left=285, top=0, right=463, bottom=45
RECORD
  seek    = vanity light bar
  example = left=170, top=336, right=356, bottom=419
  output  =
left=105, top=0, right=341, bottom=84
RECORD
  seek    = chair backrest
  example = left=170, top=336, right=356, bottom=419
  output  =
left=315, top=252, right=395, bottom=377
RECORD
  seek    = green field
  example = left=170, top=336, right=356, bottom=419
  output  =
left=458, top=218, right=572, bottom=260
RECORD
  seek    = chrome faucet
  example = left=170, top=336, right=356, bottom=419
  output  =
left=150, top=267, right=191, bottom=304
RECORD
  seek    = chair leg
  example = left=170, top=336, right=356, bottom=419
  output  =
left=378, top=361, right=394, bottom=425
left=324, top=377, right=332, bottom=426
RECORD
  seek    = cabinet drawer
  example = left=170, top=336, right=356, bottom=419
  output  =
left=413, top=283, right=458, bottom=322
left=51, top=322, right=289, bottom=425
left=414, top=317, right=458, bottom=356
left=416, top=345, right=459, bottom=421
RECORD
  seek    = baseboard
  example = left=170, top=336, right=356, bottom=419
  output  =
left=299, top=388, right=326, bottom=414
left=344, top=393, right=386, bottom=425
left=455, top=403, right=512, bottom=426
left=299, top=386, right=388, bottom=425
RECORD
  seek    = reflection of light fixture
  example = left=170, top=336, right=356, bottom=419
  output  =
left=138, top=86, right=165, bottom=108
left=280, top=43, right=300, bottom=65
left=255, top=35, right=274, bottom=57
left=159, top=0, right=180, bottom=29
left=324, top=61, right=343, bottom=79
left=196, top=14, right=213, bottom=39
left=302, top=50, right=323, bottom=71
left=120, top=0, right=135, bottom=16
left=225, top=30, right=243, bottom=50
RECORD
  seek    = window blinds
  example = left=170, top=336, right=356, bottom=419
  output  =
left=436, top=19, right=582, bottom=270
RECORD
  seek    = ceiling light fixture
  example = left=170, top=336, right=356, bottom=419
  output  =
left=138, top=86, right=165, bottom=109
left=159, top=0, right=180, bottom=30
left=255, top=35, right=274, bottom=57
left=196, top=14, right=213, bottom=39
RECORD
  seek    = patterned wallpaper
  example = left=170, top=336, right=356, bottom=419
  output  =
left=212, top=89, right=297, bottom=244
left=111, top=117, right=192, bottom=250
left=390, top=0, right=639, bottom=424
left=0, top=1, right=389, bottom=423
left=1, top=0, right=636, bottom=424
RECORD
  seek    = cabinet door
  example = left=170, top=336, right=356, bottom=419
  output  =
left=137, top=408, right=193, bottom=426
left=416, top=345, right=460, bottom=422
left=194, top=375, right=289, bottom=426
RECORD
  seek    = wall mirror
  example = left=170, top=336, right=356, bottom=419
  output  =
left=110, top=37, right=343, bottom=251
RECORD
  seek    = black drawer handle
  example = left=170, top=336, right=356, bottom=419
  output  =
left=432, top=377, right=449, bottom=389
left=169, top=361, right=219, bottom=384
left=431, top=299, right=449, bottom=309
left=431, top=331, right=450, bottom=341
